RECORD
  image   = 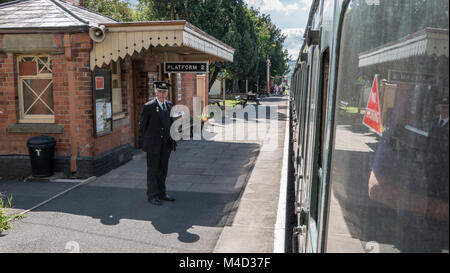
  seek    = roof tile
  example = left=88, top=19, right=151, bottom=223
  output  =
left=0, top=0, right=116, bottom=30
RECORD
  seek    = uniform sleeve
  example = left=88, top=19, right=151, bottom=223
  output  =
left=168, top=102, right=175, bottom=124
left=139, top=105, right=151, bottom=135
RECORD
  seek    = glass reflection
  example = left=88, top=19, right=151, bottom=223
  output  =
left=326, top=0, right=449, bottom=253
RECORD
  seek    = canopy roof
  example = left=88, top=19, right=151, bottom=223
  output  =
left=90, top=21, right=235, bottom=69
left=359, top=28, right=449, bottom=67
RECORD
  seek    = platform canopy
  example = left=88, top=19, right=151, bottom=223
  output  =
left=359, top=28, right=449, bottom=67
left=90, top=21, right=235, bottom=70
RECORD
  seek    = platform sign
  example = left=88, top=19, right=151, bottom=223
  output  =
left=388, top=70, right=437, bottom=85
left=363, top=75, right=382, bottom=135
left=164, top=62, right=208, bottom=74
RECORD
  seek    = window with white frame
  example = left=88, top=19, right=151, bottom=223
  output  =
left=17, top=55, right=54, bottom=123
left=111, top=60, right=124, bottom=120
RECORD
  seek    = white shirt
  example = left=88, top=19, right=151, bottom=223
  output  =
left=439, top=116, right=449, bottom=127
left=156, top=99, right=168, bottom=110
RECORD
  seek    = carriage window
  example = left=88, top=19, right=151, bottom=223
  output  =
left=326, top=0, right=449, bottom=253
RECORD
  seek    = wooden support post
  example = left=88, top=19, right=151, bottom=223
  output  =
left=246, top=79, right=248, bottom=96
left=222, top=78, right=226, bottom=108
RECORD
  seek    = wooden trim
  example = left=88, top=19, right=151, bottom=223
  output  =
left=184, top=22, right=235, bottom=51
left=112, top=112, right=126, bottom=121
left=103, top=20, right=187, bottom=28
left=0, top=26, right=89, bottom=34
left=103, top=20, right=234, bottom=51
left=18, top=116, right=55, bottom=124
left=131, top=59, right=138, bottom=148
left=7, top=123, right=63, bottom=134
left=90, top=22, right=235, bottom=69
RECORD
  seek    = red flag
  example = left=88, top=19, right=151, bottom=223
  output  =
left=363, top=75, right=382, bottom=135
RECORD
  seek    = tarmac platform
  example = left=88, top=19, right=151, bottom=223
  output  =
left=0, top=95, right=289, bottom=253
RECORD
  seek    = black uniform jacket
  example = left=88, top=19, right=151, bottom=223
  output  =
left=139, top=99, right=176, bottom=154
left=424, top=118, right=449, bottom=202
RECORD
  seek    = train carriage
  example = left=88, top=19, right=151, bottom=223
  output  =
left=290, top=0, right=449, bottom=253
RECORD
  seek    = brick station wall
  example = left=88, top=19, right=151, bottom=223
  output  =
left=1, top=30, right=212, bottom=178
left=0, top=32, right=134, bottom=177
left=0, top=33, right=93, bottom=157
left=181, top=73, right=197, bottom=114
left=0, top=37, right=17, bottom=155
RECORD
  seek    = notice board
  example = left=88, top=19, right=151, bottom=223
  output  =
left=92, top=68, right=113, bottom=137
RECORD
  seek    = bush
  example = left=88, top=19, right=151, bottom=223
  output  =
left=0, top=193, right=13, bottom=232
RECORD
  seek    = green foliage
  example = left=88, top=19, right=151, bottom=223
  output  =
left=0, top=193, right=13, bottom=232
left=0, top=0, right=291, bottom=92
left=248, top=7, right=289, bottom=91
left=83, top=0, right=136, bottom=22
left=0, top=193, right=26, bottom=233
left=136, top=0, right=287, bottom=92
left=0, top=193, right=26, bottom=232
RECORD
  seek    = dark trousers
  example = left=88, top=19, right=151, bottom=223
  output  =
left=146, top=141, right=172, bottom=198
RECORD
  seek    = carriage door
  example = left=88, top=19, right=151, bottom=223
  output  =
left=309, top=49, right=330, bottom=252
left=296, top=46, right=319, bottom=253
left=302, top=46, right=322, bottom=253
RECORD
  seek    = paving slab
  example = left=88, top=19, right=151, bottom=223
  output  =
left=213, top=96, right=289, bottom=253
left=214, top=226, right=275, bottom=253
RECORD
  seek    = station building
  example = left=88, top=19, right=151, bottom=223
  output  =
left=0, top=0, right=234, bottom=178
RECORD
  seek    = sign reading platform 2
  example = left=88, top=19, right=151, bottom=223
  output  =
left=164, top=62, right=209, bottom=73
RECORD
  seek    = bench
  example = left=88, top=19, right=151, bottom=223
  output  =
left=247, top=94, right=261, bottom=105
left=208, top=99, right=223, bottom=107
left=236, top=94, right=261, bottom=107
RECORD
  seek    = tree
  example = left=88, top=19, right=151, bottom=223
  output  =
left=83, top=0, right=136, bottom=22
left=137, top=0, right=260, bottom=92
left=248, top=8, right=289, bottom=91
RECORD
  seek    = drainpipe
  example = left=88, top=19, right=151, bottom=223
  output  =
left=64, top=34, right=78, bottom=174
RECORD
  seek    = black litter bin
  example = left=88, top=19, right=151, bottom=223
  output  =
left=27, top=135, right=56, bottom=177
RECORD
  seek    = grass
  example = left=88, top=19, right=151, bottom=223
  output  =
left=0, top=193, right=26, bottom=233
left=223, top=99, right=244, bottom=107
left=339, top=105, right=366, bottom=115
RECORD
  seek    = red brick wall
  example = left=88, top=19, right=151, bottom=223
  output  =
left=0, top=32, right=133, bottom=160
left=0, top=48, right=20, bottom=154
left=0, top=34, right=90, bottom=157
left=181, top=73, right=197, bottom=114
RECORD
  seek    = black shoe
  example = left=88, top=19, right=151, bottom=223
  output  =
left=149, top=197, right=163, bottom=206
left=160, top=194, right=175, bottom=202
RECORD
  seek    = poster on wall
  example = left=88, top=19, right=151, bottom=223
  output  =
left=93, top=68, right=113, bottom=137
left=95, top=76, right=104, bottom=90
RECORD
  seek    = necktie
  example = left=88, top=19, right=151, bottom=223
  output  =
left=439, top=119, right=444, bottom=127
left=163, top=103, right=167, bottom=111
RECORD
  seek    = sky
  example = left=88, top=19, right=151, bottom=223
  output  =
left=245, top=0, right=311, bottom=60
left=126, top=0, right=311, bottom=60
